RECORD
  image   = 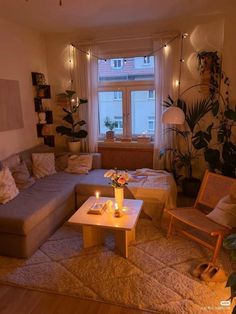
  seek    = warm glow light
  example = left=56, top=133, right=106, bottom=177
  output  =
left=95, top=192, right=100, bottom=200
left=87, top=51, right=91, bottom=60
left=175, top=80, right=180, bottom=87
left=115, top=203, right=118, bottom=210
left=162, top=107, right=185, bottom=125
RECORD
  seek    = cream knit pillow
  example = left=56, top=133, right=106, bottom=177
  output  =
left=207, top=195, right=236, bottom=228
left=32, top=153, right=56, bottom=179
left=65, top=154, right=92, bottom=174
left=0, top=167, right=19, bottom=204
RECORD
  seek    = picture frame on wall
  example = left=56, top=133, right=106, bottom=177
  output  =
left=31, top=72, right=46, bottom=86
left=34, top=98, right=43, bottom=112
left=37, top=85, right=51, bottom=99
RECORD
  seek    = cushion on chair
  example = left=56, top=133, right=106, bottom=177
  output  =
left=207, top=195, right=236, bottom=229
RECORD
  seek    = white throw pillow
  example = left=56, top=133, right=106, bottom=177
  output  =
left=32, top=153, right=56, bottom=179
left=0, top=167, right=19, bottom=204
left=65, top=154, right=92, bottom=174
left=207, top=195, right=236, bottom=228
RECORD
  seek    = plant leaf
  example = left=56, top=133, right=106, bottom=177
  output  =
left=185, top=97, right=213, bottom=132
left=226, top=272, right=236, bottom=287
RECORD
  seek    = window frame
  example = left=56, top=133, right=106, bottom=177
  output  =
left=98, top=81, right=155, bottom=140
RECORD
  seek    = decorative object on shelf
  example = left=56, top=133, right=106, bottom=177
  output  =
left=137, top=135, right=151, bottom=143
left=56, top=90, right=88, bottom=152
left=37, top=85, right=51, bottom=99
left=104, top=116, right=118, bottom=140
left=38, top=111, right=47, bottom=124
left=31, top=72, right=46, bottom=86
left=31, top=71, right=54, bottom=147
left=104, top=169, right=130, bottom=210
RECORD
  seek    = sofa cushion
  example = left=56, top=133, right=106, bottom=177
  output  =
left=11, top=161, right=35, bottom=190
left=2, top=154, right=21, bottom=170
left=20, top=144, right=54, bottom=175
left=0, top=167, right=19, bottom=204
left=32, top=153, right=56, bottom=178
left=65, top=154, right=92, bottom=174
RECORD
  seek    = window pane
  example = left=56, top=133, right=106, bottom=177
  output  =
left=131, top=90, right=155, bottom=135
left=98, top=91, right=123, bottom=135
left=98, top=56, right=154, bottom=82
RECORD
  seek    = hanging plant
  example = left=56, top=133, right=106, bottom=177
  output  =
left=197, top=51, right=222, bottom=95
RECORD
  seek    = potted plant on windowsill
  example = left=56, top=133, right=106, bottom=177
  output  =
left=56, top=90, right=88, bottom=152
left=104, top=117, right=118, bottom=140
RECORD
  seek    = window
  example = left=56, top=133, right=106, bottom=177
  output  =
left=148, top=116, right=155, bottom=133
left=111, top=58, right=123, bottom=69
left=144, top=56, right=151, bottom=64
left=98, top=56, right=155, bottom=139
left=114, top=91, right=122, bottom=100
left=148, top=90, right=155, bottom=99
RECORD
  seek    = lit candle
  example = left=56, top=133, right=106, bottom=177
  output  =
left=115, top=203, right=118, bottom=210
left=95, top=191, right=100, bottom=200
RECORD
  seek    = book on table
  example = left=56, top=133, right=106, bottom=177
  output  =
left=87, top=202, right=106, bottom=215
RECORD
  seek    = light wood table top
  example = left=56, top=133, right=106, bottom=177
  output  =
left=68, top=196, right=143, bottom=231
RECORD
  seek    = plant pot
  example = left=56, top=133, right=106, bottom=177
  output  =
left=68, top=141, right=81, bottom=153
left=106, top=130, right=114, bottom=139
left=182, top=177, right=201, bottom=198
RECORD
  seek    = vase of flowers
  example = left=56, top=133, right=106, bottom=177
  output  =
left=104, top=169, right=130, bottom=210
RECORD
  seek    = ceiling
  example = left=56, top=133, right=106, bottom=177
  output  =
left=0, top=0, right=235, bottom=34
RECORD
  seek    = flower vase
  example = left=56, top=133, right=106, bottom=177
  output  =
left=114, top=187, right=124, bottom=210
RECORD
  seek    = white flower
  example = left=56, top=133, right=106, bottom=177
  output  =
left=104, top=169, right=116, bottom=178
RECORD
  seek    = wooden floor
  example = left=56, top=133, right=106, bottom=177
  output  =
left=0, top=284, right=151, bottom=314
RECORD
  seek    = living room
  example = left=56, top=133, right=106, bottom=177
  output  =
left=0, top=1, right=236, bottom=313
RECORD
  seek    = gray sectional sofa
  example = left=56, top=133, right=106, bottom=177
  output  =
left=0, top=145, right=122, bottom=258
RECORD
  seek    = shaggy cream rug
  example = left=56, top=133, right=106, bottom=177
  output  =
left=0, top=219, right=233, bottom=314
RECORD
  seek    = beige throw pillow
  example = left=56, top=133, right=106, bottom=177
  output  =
left=0, top=167, right=19, bottom=204
left=207, top=195, right=236, bottom=228
left=65, top=154, right=92, bottom=174
left=11, top=161, right=35, bottom=190
left=32, top=153, right=56, bottom=179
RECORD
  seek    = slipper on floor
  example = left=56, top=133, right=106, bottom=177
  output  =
left=191, top=262, right=212, bottom=278
left=200, top=265, right=228, bottom=282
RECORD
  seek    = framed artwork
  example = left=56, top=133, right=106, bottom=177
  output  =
left=31, top=72, right=46, bottom=86
left=37, top=85, right=51, bottom=99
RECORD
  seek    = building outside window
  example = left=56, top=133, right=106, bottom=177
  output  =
left=111, top=58, right=123, bottom=69
left=98, top=56, right=155, bottom=139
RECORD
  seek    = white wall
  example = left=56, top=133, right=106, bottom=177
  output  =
left=0, top=18, right=48, bottom=160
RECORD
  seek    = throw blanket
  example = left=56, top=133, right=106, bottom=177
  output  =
left=127, top=169, right=177, bottom=225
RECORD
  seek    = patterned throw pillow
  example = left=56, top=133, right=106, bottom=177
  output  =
left=11, top=161, right=35, bottom=190
left=65, top=154, right=92, bottom=174
left=0, top=167, right=19, bottom=204
left=32, top=153, right=56, bottom=179
left=207, top=195, right=236, bottom=228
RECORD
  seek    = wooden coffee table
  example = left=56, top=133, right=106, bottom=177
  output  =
left=68, top=196, right=143, bottom=258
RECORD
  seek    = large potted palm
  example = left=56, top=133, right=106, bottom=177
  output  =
left=161, top=93, right=216, bottom=197
left=56, top=90, right=88, bottom=152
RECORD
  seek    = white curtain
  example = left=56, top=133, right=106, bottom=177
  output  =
left=74, top=46, right=99, bottom=153
left=153, top=39, right=177, bottom=170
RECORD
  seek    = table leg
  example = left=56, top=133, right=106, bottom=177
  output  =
left=114, top=228, right=135, bottom=258
left=82, top=225, right=103, bottom=248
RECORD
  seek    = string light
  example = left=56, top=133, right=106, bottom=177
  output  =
left=177, top=32, right=188, bottom=97
left=71, top=33, right=182, bottom=62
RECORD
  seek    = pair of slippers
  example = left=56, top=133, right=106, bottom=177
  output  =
left=191, top=262, right=227, bottom=282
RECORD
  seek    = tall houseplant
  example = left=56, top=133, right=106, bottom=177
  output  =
left=56, top=90, right=88, bottom=152
left=161, top=94, right=215, bottom=196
